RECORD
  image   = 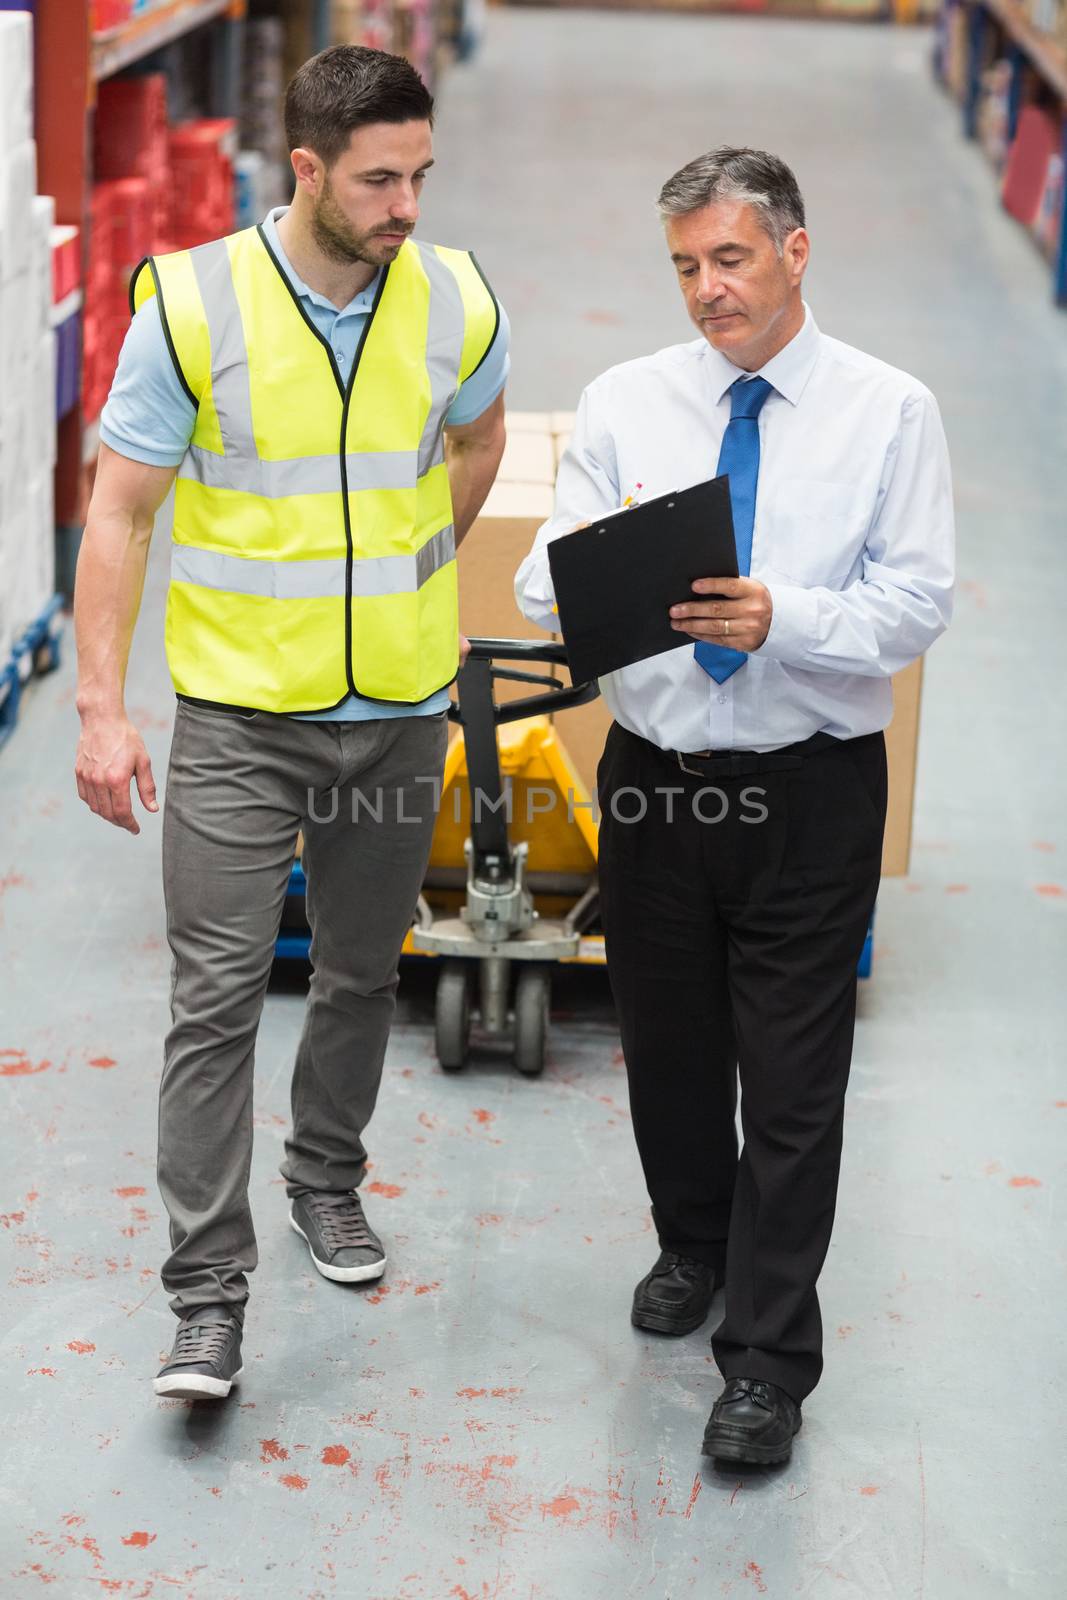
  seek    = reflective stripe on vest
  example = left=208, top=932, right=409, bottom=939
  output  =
left=171, top=521, right=456, bottom=600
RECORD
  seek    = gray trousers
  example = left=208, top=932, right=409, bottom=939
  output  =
left=158, top=700, right=448, bottom=1324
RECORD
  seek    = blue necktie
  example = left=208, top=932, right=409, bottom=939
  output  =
left=695, top=375, right=774, bottom=684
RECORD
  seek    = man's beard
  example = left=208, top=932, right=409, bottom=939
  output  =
left=310, top=177, right=410, bottom=265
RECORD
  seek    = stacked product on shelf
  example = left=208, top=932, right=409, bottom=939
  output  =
left=937, top=0, right=1067, bottom=302
left=168, top=117, right=238, bottom=248
left=84, top=65, right=237, bottom=426
left=0, top=10, right=57, bottom=682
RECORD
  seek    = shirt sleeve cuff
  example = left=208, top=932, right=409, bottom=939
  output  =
left=751, top=579, right=818, bottom=664
left=444, top=371, right=507, bottom=428
left=98, top=424, right=186, bottom=470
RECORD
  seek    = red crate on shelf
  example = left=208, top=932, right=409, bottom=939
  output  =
left=168, top=118, right=237, bottom=248
left=94, top=72, right=171, bottom=250
left=51, top=224, right=81, bottom=305
left=90, top=0, right=134, bottom=30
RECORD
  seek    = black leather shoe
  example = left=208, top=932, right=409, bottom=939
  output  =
left=631, top=1250, right=719, bottom=1336
left=701, top=1377, right=802, bottom=1464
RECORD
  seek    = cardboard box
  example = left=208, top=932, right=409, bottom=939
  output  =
left=881, top=656, right=922, bottom=878
left=497, top=427, right=556, bottom=486
left=505, top=411, right=553, bottom=433
left=457, top=478, right=554, bottom=706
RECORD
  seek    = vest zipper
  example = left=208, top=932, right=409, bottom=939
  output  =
left=340, top=267, right=390, bottom=698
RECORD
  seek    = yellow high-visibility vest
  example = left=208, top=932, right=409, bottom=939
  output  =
left=130, top=225, right=499, bottom=711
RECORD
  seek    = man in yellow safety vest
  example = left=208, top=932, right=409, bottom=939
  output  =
left=72, top=45, right=508, bottom=1401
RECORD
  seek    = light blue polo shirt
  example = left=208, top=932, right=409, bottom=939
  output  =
left=101, top=206, right=510, bottom=720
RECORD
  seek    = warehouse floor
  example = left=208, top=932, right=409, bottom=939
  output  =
left=3, top=12, right=1066, bottom=1599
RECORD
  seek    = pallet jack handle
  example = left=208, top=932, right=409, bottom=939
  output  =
left=447, top=638, right=600, bottom=877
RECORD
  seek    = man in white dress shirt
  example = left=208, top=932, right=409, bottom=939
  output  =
left=515, top=148, right=953, bottom=1465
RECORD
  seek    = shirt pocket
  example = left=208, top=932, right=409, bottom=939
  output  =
left=757, top=477, right=869, bottom=587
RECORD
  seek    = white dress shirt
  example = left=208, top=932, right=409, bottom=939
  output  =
left=514, top=305, right=954, bottom=753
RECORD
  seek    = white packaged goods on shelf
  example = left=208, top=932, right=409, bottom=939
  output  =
left=2, top=274, right=32, bottom=395
left=15, top=473, right=56, bottom=639
left=33, top=331, right=57, bottom=473
left=0, top=397, right=27, bottom=550
left=0, top=13, right=33, bottom=152
left=0, top=141, right=37, bottom=282
left=30, top=195, right=55, bottom=338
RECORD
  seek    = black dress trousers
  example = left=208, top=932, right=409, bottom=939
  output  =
left=596, top=721, right=887, bottom=1403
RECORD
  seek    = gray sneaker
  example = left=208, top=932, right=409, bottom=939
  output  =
left=289, top=1188, right=386, bottom=1284
left=153, top=1306, right=243, bottom=1400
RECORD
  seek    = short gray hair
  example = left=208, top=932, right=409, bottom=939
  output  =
left=657, top=147, right=806, bottom=254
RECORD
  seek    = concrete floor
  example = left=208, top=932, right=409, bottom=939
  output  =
left=2, top=11, right=1066, bottom=1598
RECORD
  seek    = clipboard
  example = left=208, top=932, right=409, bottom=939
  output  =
left=546, top=475, right=737, bottom=683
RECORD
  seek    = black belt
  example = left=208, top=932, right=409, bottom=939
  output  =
left=670, top=730, right=841, bottom=779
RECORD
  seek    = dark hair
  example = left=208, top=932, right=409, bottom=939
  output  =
left=285, top=44, right=434, bottom=167
left=657, top=147, right=805, bottom=254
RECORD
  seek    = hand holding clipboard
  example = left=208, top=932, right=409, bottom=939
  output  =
left=546, top=475, right=739, bottom=683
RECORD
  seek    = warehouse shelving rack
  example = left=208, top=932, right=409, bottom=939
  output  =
left=939, top=0, right=1067, bottom=304
left=33, top=0, right=247, bottom=597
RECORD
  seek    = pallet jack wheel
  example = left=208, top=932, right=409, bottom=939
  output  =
left=435, top=959, right=471, bottom=1071
left=514, top=964, right=550, bottom=1077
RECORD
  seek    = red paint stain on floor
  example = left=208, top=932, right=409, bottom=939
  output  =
left=366, top=1285, right=391, bottom=1305
left=475, top=1214, right=503, bottom=1227
left=837, top=1325, right=854, bottom=1339
left=260, top=1438, right=289, bottom=1462
left=743, top=1561, right=768, bottom=1593
left=0, top=1050, right=50, bottom=1077
left=1, top=1210, right=26, bottom=1228
left=457, top=1387, right=487, bottom=1398
left=113, top=1187, right=146, bottom=1198
left=322, top=1445, right=351, bottom=1466
left=944, top=884, right=969, bottom=894
left=1009, top=1175, right=1042, bottom=1188
left=88, top=1056, right=117, bottom=1069
left=67, top=1341, right=95, bottom=1355
left=471, top=1109, right=494, bottom=1125
left=120, top=1531, right=156, bottom=1547
left=208, top=1486, right=222, bottom=1497
left=1032, top=840, right=1056, bottom=852
left=1055, top=1101, right=1067, bottom=1108
left=27, top=1368, right=58, bottom=1378
left=542, top=1494, right=581, bottom=1519
left=860, top=1485, right=879, bottom=1496
left=280, top=1473, right=309, bottom=1491
left=1035, top=883, right=1065, bottom=898
left=365, top=1181, right=404, bottom=1198
left=413, top=1282, right=440, bottom=1296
